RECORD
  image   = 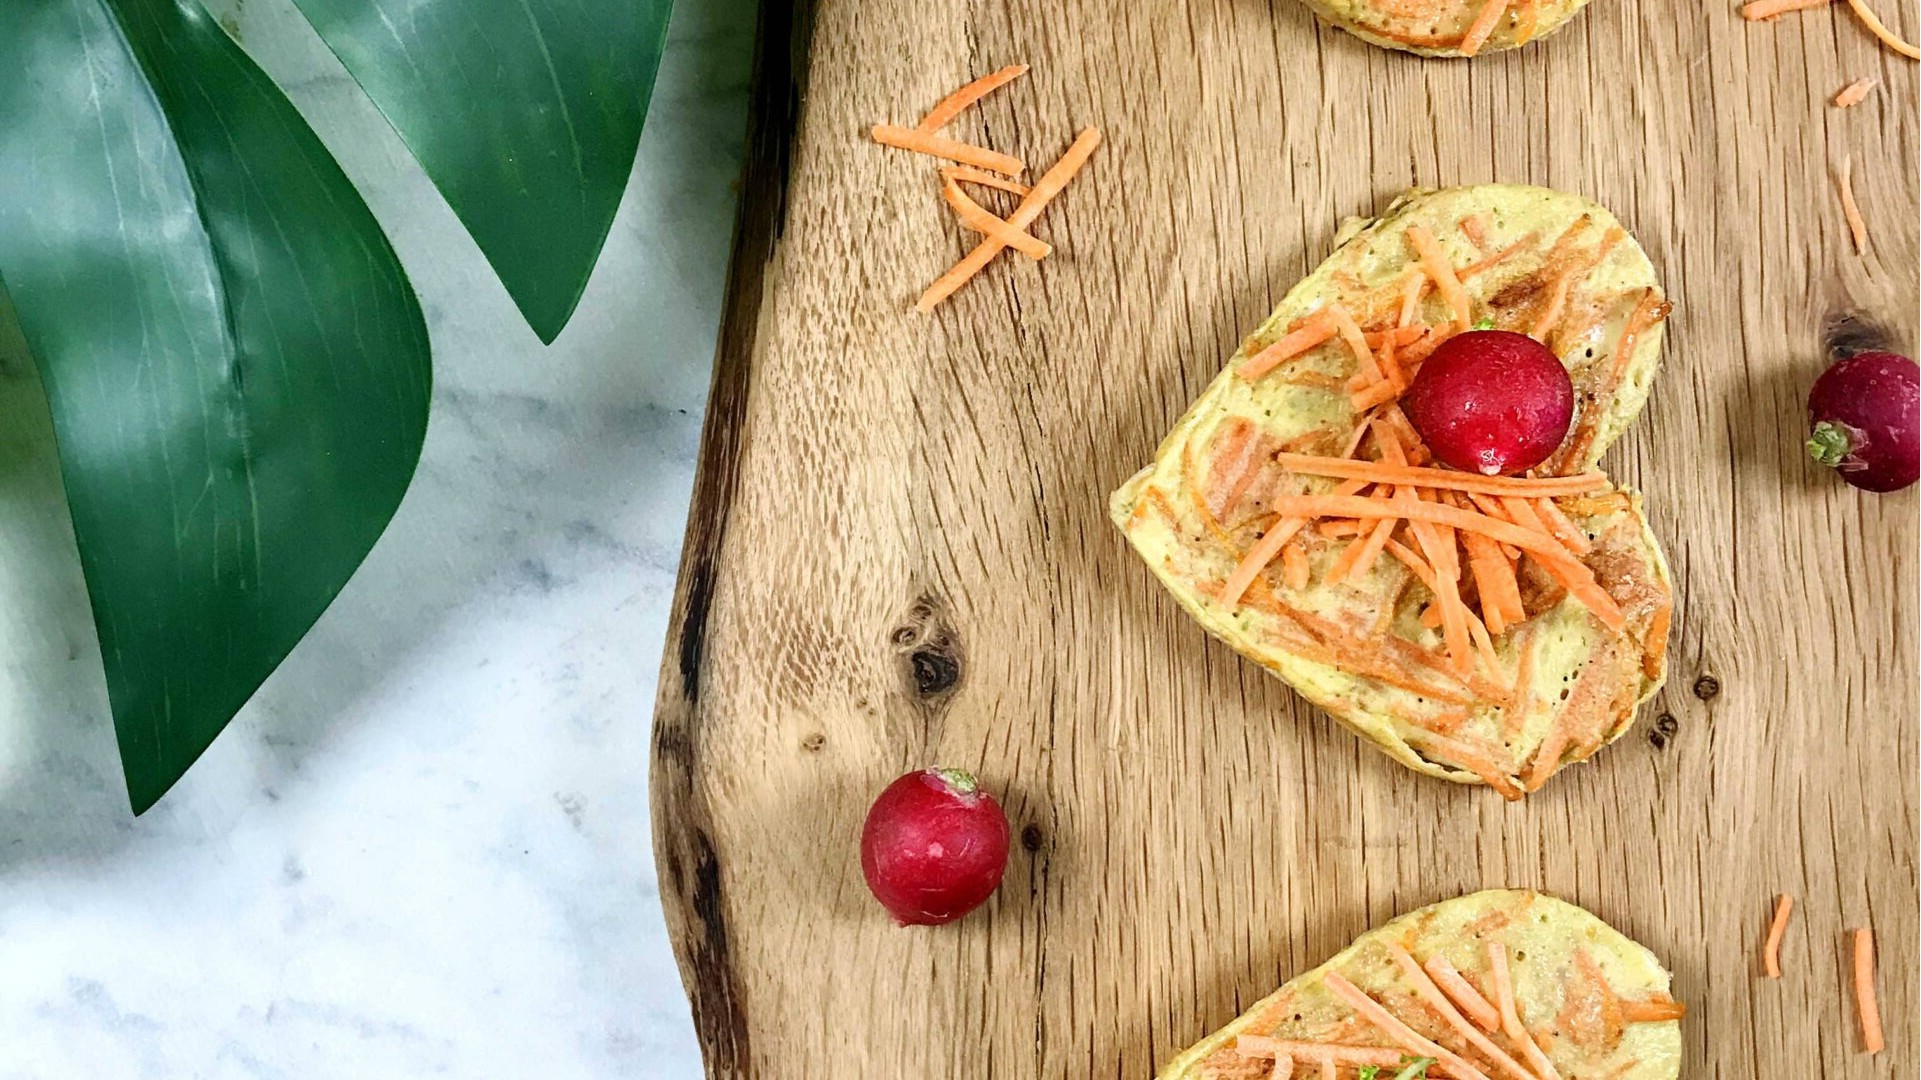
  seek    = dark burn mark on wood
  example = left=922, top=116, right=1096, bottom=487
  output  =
left=910, top=648, right=961, bottom=696
left=649, top=0, right=818, bottom=1070
left=893, top=592, right=965, bottom=703
left=1692, top=675, right=1720, bottom=701
left=1824, top=310, right=1898, bottom=360
left=1021, top=824, right=1045, bottom=852
left=678, top=555, right=715, bottom=706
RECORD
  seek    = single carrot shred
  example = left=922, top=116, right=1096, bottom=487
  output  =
left=941, top=164, right=1031, bottom=196
left=1460, top=213, right=1491, bottom=250
left=1423, top=954, right=1502, bottom=1033
left=1458, top=234, right=1535, bottom=280
left=1759, top=893, right=1795, bottom=978
left=917, top=65, right=1029, bottom=133
left=1525, top=496, right=1593, bottom=556
left=916, top=128, right=1100, bottom=312
left=1241, top=313, right=1340, bottom=380
left=1488, top=941, right=1565, bottom=1080
left=871, top=124, right=1024, bottom=175
left=1460, top=0, right=1511, bottom=55
left=1330, top=304, right=1382, bottom=383
left=1832, top=76, right=1880, bottom=107
left=1408, top=225, right=1473, bottom=329
left=1854, top=927, right=1883, bottom=1053
left=941, top=177, right=1051, bottom=259
left=1837, top=156, right=1870, bottom=255
left=1621, top=996, right=1687, bottom=1023
left=1741, top=0, right=1832, bottom=19
left=1642, top=600, right=1672, bottom=678
left=1530, top=271, right=1573, bottom=342
left=1282, top=540, right=1310, bottom=590
left=1846, top=0, right=1921, bottom=57
left=1397, top=270, right=1428, bottom=328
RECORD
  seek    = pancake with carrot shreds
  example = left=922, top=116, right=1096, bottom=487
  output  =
left=1160, top=889, right=1684, bottom=1080
left=1303, top=0, right=1588, bottom=56
left=1110, top=184, right=1673, bottom=797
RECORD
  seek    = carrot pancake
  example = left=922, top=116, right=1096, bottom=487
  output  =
left=1111, top=185, right=1673, bottom=797
left=1302, top=0, right=1589, bottom=56
left=1160, top=890, right=1684, bottom=1080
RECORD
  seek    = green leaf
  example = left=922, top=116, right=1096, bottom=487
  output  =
left=290, top=0, right=673, bottom=342
left=0, top=0, right=431, bottom=812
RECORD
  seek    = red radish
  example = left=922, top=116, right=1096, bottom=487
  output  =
left=1402, top=330, right=1575, bottom=476
left=1807, top=351, right=1919, bottom=493
left=859, top=768, right=1009, bottom=926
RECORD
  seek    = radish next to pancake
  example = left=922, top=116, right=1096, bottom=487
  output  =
left=1111, top=185, right=1673, bottom=797
left=1303, top=0, right=1591, bottom=57
left=1159, top=890, right=1684, bottom=1080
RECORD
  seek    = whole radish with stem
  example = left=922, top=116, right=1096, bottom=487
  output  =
left=860, top=767, right=1010, bottom=926
left=1807, top=351, right=1919, bottom=493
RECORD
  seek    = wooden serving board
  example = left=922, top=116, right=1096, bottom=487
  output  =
left=652, top=0, right=1919, bottom=1074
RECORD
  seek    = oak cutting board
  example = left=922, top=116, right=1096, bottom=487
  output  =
left=651, top=0, right=1919, bottom=1074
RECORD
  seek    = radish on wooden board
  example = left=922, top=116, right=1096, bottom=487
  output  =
left=859, top=768, right=1009, bottom=926
left=1806, top=351, right=1919, bottom=493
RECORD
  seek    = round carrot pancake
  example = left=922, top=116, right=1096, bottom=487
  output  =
left=1110, top=185, right=1673, bottom=797
left=1159, top=890, right=1683, bottom=1080
left=1302, top=0, right=1592, bottom=56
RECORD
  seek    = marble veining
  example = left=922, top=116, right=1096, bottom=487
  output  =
left=0, top=0, right=749, bottom=1074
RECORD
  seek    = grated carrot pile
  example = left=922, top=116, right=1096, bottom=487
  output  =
left=869, top=67, right=1101, bottom=310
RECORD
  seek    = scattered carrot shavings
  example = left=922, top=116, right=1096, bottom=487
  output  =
left=871, top=125, right=1024, bottom=175
left=1833, top=76, right=1880, bottom=107
left=941, top=177, right=1050, bottom=258
left=1424, top=955, right=1502, bottom=1033
left=1322, top=973, right=1495, bottom=1080
left=1836, top=156, right=1870, bottom=255
left=1386, top=943, right=1537, bottom=1080
left=1408, top=224, right=1474, bottom=329
left=941, top=164, right=1031, bottom=196
left=1854, top=927, right=1883, bottom=1053
left=1273, top=455, right=1609, bottom=498
left=1241, top=313, right=1340, bottom=380
left=1488, top=941, right=1565, bottom=1080
left=1329, top=304, right=1383, bottom=382
left=1460, top=0, right=1512, bottom=56
left=1762, top=894, right=1794, bottom=978
left=1846, top=0, right=1921, bottom=57
left=1521, top=496, right=1593, bottom=556
left=916, top=127, right=1101, bottom=312
left=1741, top=0, right=1832, bottom=19
left=917, top=65, right=1029, bottom=132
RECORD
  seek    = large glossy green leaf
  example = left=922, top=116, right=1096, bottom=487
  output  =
left=291, top=0, right=673, bottom=343
left=0, top=0, right=431, bottom=812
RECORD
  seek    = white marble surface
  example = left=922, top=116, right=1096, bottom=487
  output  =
left=0, top=0, right=750, bottom=1075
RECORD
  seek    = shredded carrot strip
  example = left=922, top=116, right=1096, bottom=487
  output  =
left=1846, top=0, right=1921, bottom=57
left=916, top=128, right=1100, bottom=311
left=1837, top=156, right=1870, bottom=255
left=1460, top=0, right=1511, bottom=55
left=1398, top=270, right=1428, bottom=327
left=1351, top=379, right=1404, bottom=411
left=1219, top=479, right=1368, bottom=608
left=1407, top=729, right=1524, bottom=798
left=1528, top=497, right=1593, bottom=555
left=1261, top=496, right=1625, bottom=630
left=1854, top=927, right=1883, bottom=1053
left=1402, top=492, right=1475, bottom=675
left=1530, top=272, right=1573, bottom=342
left=1606, top=288, right=1671, bottom=384
left=1408, top=225, right=1473, bottom=328
left=1364, top=326, right=1427, bottom=349
left=917, top=65, right=1029, bottom=132
left=1386, top=944, right=1537, bottom=1080
left=1241, top=314, right=1340, bottom=380
left=941, top=164, right=1031, bottom=196
left=1741, top=0, right=1832, bottom=18
left=941, top=177, right=1051, bottom=258
left=1832, top=76, right=1880, bottom=107
left=1460, top=214, right=1490, bottom=249
left=1621, top=996, right=1687, bottom=1022
left=1319, top=1059, right=1335, bottom=1080
left=1323, top=973, right=1494, bottom=1080
left=1420, top=601, right=1444, bottom=628
left=1270, top=1053, right=1294, bottom=1080
left=1330, top=304, right=1382, bottom=382
left=1463, top=529, right=1523, bottom=635
left=1642, top=600, right=1672, bottom=678
left=1489, top=942, right=1564, bottom=1080
left=871, top=125, right=1024, bottom=175
left=1341, top=413, right=1378, bottom=459
left=1524, top=725, right=1572, bottom=792
left=1458, top=234, right=1535, bottom=280
left=1320, top=519, right=1364, bottom=537
left=1424, top=955, right=1502, bottom=1033
left=1516, top=0, right=1540, bottom=41
left=1282, top=541, right=1310, bottom=590
left=1762, top=894, right=1794, bottom=978
left=1275, top=455, right=1609, bottom=497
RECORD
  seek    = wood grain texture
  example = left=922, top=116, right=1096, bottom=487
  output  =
left=651, top=0, right=1919, bottom=1075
